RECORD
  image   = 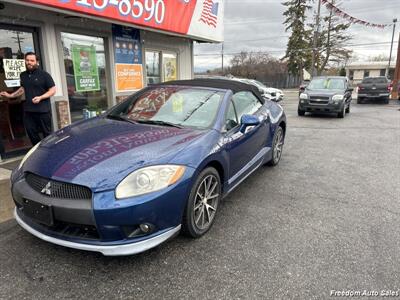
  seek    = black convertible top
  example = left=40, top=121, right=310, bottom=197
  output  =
left=157, top=79, right=264, bottom=103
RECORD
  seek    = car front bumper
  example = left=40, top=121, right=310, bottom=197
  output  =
left=298, top=101, right=344, bottom=113
left=15, top=208, right=181, bottom=256
left=11, top=168, right=195, bottom=256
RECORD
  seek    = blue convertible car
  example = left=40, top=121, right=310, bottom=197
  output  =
left=11, top=79, right=286, bottom=256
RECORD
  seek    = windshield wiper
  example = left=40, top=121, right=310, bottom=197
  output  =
left=106, top=114, right=137, bottom=124
left=136, top=119, right=183, bottom=128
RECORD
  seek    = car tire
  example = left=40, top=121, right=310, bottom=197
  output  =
left=384, top=97, right=389, bottom=104
left=338, top=104, right=345, bottom=118
left=182, top=167, right=221, bottom=238
left=266, top=126, right=284, bottom=166
left=298, top=107, right=305, bottom=116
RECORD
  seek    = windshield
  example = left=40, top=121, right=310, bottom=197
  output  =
left=308, top=78, right=345, bottom=90
left=362, top=77, right=388, bottom=84
left=108, top=87, right=225, bottom=129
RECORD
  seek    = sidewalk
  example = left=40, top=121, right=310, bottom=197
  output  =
left=0, top=158, right=21, bottom=223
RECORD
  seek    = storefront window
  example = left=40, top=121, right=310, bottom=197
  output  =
left=145, top=50, right=161, bottom=85
left=61, top=32, right=108, bottom=122
left=0, top=26, right=38, bottom=157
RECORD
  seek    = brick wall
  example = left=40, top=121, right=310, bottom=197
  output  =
left=55, top=100, right=70, bottom=129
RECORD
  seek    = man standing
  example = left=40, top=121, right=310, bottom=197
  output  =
left=0, top=52, right=56, bottom=145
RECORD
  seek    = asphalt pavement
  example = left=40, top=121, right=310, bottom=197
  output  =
left=0, top=91, right=399, bottom=299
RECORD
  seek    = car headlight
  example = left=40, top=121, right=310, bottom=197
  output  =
left=18, top=142, right=41, bottom=170
left=115, top=165, right=186, bottom=199
left=332, top=94, right=344, bottom=102
left=299, top=93, right=308, bottom=100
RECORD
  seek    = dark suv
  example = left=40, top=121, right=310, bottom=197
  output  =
left=298, top=76, right=353, bottom=118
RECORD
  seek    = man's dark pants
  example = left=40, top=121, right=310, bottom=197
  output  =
left=24, top=112, right=52, bottom=145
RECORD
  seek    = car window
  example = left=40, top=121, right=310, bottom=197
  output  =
left=308, top=78, right=345, bottom=90
left=232, top=91, right=263, bottom=122
left=362, top=77, right=388, bottom=84
left=224, top=101, right=238, bottom=131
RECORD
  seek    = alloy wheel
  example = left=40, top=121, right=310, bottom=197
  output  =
left=273, top=128, right=284, bottom=164
left=193, top=174, right=219, bottom=230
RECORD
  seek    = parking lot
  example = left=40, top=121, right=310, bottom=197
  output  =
left=0, top=91, right=399, bottom=299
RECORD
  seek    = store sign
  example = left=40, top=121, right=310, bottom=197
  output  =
left=3, top=59, right=26, bottom=79
left=23, top=0, right=224, bottom=42
left=71, top=45, right=100, bottom=92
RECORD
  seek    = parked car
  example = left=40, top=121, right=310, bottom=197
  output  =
left=234, top=78, right=284, bottom=102
left=298, top=76, right=353, bottom=118
left=11, top=79, right=286, bottom=256
left=357, top=76, right=391, bottom=104
left=299, top=79, right=310, bottom=95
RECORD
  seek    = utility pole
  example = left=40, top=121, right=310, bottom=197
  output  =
left=390, top=33, right=399, bottom=100
left=311, top=0, right=322, bottom=77
left=387, top=18, right=397, bottom=78
left=221, top=42, right=224, bottom=74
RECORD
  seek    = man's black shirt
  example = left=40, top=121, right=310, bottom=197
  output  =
left=20, top=68, right=55, bottom=113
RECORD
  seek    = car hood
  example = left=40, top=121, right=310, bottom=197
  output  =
left=22, top=117, right=208, bottom=191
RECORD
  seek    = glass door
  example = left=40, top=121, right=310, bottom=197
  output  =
left=0, top=24, right=41, bottom=158
left=60, top=32, right=109, bottom=122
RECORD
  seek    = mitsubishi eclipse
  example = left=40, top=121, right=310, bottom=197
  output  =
left=11, top=79, right=286, bottom=256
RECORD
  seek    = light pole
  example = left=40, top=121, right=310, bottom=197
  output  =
left=311, top=0, right=322, bottom=77
left=387, top=18, right=397, bottom=78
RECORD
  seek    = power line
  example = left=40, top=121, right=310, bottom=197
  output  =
left=194, top=41, right=398, bottom=56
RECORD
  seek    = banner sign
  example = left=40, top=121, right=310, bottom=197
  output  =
left=3, top=59, right=26, bottom=79
left=115, top=64, right=144, bottom=91
left=22, top=0, right=224, bottom=42
left=112, top=24, right=142, bottom=64
left=71, top=45, right=100, bottom=92
left=112, top=25, right=144, bottom=92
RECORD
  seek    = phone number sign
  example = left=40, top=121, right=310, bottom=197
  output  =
left=24, top=0, right=196, bottom=35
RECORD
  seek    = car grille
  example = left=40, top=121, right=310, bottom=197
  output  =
left=25, top=172, right=92, bottom=200
left=310, top=96, right=330, bottom=100
left=309, top=100, right=329, bottom=104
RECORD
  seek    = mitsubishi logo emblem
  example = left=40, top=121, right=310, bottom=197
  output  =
left=41, top=182, right=52, bottom=195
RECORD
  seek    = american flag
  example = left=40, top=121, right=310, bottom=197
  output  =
left=199, top=0, right=219, bottom=28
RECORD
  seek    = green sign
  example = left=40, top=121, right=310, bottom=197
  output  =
left=71, top=45, right=100, bottom=92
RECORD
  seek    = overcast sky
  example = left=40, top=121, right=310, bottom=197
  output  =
left=194, top=0, right=400, bottom=72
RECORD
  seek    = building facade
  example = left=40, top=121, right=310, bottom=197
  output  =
left=345, top=61, right=395, bottom=85
left=0, top=0, right=224, bottom=159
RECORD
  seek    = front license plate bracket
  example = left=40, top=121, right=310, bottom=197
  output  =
left=21, top=199, right=54, bottom=226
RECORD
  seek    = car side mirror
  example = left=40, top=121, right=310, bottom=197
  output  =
left=348, top=87, right=354, bottom=92
left=240, top=114, right=260, bottom=133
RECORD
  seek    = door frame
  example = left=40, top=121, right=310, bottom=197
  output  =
left=0, top=23, right=43, bottom=158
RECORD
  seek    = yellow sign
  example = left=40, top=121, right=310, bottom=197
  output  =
left=115, top=64, right=143, bottom=92
left=172, top=94, right=184, bottom=113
